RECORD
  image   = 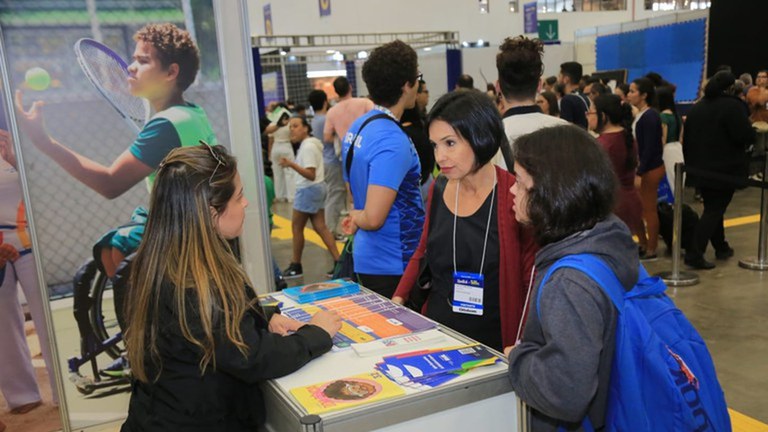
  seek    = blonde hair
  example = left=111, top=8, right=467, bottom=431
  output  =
left=124, top=144, right=252, bottom=383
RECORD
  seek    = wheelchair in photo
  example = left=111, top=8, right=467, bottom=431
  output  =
left=68, top=252, right=133, bottom=395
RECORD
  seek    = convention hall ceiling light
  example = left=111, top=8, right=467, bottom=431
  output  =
left=357, top=51, right=368, bottom=59
left=331, top=51, right=344, bottom=61
left=306, top=70, right=348, bottom=78
left=461, top=40, right=490, bottom=48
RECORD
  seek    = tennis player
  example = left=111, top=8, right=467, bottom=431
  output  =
left=15, top=23, right=216, bottom=278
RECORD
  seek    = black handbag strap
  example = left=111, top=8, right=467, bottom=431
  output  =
left=344, top=113, right=405, bottom=177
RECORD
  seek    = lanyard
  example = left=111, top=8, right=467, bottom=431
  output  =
left=452, top=169, right=497, bottom=276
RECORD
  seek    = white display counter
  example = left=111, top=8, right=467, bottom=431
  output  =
left=262, top=289, right=524, bottom=432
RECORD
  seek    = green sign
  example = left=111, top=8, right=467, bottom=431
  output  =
left=538, top=19, right=559, bottom=42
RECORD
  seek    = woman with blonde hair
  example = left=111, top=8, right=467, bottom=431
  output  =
left=121, top=144, right=340, bottom=431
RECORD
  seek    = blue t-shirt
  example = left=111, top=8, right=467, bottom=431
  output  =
left=342, top=109, right=424, bottom=275
left=311, top=113, right=338, bottom=166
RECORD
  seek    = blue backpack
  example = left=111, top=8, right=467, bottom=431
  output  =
left=537, top=254, right=731, bottom=432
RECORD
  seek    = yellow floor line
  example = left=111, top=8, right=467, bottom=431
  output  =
left=272, top=214, right=344, bottom=254
left=731, top=409, right=768, bottom=432
left=724, top=214, right=761, bottom=228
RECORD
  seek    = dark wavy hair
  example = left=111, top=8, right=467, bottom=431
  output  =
left=362, top=40, right=418, bottom=106
left=427, top=90, right=506, bottom=173
left=514, top=125, right=616, bottom=246
left=133, top=23, right=199, bottom=93
left=594, top=94, right=637, bottom=171
left=496, top=36, right=544, bottom=100
left=656, top=85, right=681, bottom=141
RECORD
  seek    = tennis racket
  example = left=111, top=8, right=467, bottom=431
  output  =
left=74, top=38, right=150, bottom=133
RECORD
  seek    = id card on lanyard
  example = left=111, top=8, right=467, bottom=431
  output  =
left=452, top=271, right=484, bottom=315
left=450, top=170, right=496, bottom=317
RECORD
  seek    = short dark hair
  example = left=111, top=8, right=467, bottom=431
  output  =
left=560, top=62, right=583, bottom=84
left=545, top=76, right=557, bottom=86
left=308, top=90, right=327, bottom=111
left=553, top=83, right=565, bottom=98
left=496, top=36, right=544, bottom=100
left=589, top=82, right=609, bottom=97
left=362, top=40, right=418, bottom=106
left=615, top=83, right=630, bottom=97
left=457, top=74, right=474, bottom=89
left=133, top=23, right=199, bottom=92
left=333, top=76, right=351, bottom=97
left=632, top=77, right=657, bottom=107
left=513, top=125, right=616, bottom=245
left=427, top=90, right=506, bottom=173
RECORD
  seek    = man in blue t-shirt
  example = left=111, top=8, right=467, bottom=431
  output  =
left=341, top=40, right=424, bottom=299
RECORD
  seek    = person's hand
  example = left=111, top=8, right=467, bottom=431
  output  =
left=503, top=345, right=515, bottom=358
left=309, top=310, right=342, bottom=338
left=391, top=296, right=405, bottom=305
left=278, top=157, right=292, bottom=168
left=0, top=130, right=17, bottom=169
left=0, top=243, right=20, bottom=269
left=341, top=212, right=359, bottom=235
left=14, top=90, right=49, bottom=146
left=268, top=314, right=305, bottom=336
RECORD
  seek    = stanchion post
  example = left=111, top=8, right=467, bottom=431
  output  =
left=657, top=163, right=699, bottom=286
left=739, top=151, right=768, bottom=270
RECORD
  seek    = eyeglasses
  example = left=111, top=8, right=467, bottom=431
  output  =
left=200, top=140, right=226, bottom=185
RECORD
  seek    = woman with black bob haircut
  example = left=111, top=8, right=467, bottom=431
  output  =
left=505, top=125, right=639, bottom=430
left=394, top=90, right=537, bottom=352
left=589, top=93, right=644, bottom=244
left=121, top=145, right=341, bottom=431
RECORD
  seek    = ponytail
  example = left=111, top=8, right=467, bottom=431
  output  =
left=594, top=93, right=637, bottom=171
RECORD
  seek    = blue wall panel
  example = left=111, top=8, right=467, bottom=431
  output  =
left=596, top=18, right=706, bottom=101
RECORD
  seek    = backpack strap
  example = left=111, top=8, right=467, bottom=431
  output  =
left=344, top=113, right=403, bottom=178
left=535, top=254, right=662, bottom=319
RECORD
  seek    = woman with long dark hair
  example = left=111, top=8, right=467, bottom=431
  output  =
left=589, top=94, right=644, bottom=243
left=627, top=77, right=665, bottom=259
left=393, top=90, right=537, bottom=352
left=122, top=145, right=341, bottom=431
left=505, top=124, right=638, bottom=430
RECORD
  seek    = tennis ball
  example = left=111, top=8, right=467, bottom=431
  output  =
left=25, top=67, right=51, bottom=91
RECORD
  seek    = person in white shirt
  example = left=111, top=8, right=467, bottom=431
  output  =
left=280, top=117, right=340, bottom=278
left=493, top=36, right=568, bottom=170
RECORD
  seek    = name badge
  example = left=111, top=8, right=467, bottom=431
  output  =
left=452, top=271, right=484, bottom=316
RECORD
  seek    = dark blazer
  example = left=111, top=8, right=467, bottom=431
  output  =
left=121, top=286, right=332, bottom=431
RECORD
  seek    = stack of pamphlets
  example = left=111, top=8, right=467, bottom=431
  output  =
left=282, top=279, right=360, bottom=304
left=375, top=344, right=500, bottom=389
left=289, top=371, right=406, bottom=414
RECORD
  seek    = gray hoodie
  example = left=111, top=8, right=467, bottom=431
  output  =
left=507, top=215, right=639, bottom=431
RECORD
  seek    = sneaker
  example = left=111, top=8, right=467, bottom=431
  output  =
left=275, top=275, right=288, bottom=290
left=684, top=256, right=715, bottom=270
left=283, top=263, right=303, bottom=279
left=639, top=249, right=658, bottom=261
left=715, top=246, right=735, bottom=260
left=100, top=356, right=131, bottom=378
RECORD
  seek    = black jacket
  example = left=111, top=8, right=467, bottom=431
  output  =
left=507, top=216, right=638, bottom=431
left=121, top=287, right=332, bottom=432
left=683, top=94, right=755, bottom=189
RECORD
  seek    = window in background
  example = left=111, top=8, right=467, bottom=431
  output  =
left=645, top=0, right=711, bottom=10
left=538, top=0, right=627, bottom=12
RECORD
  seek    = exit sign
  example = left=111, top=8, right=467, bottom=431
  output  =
left=538, top=19, right=559, bottom=42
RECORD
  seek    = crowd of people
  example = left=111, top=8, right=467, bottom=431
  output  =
left=4, top=18, right=753, bottom=430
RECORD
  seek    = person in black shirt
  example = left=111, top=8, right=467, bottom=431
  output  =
left=558, top=61, right=590, bottom=129
left=121, top=145, right=341, bottom=431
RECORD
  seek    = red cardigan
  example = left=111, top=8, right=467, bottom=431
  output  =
left=393, top=166, right=538, bottom=348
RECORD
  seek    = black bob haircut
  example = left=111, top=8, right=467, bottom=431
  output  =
left=513, top=125, right=616, bottom=246
left=560, top=61, right=583, bottom=84
left=308, top=89, right=327, bottom=111
left=426, top=90, right=506, bottom=173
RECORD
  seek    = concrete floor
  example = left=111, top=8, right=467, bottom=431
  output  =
left=24, top=185, right=768, bottom=431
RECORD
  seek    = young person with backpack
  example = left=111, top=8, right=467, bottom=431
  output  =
left=506, top=125, right=729, bottom=431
